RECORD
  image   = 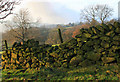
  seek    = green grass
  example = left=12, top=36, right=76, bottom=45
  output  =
left=2, top=64, right=120, bottom=80
left=0, top=50, right=6, bottom=54
left=0, top=51, right=2, bottom=54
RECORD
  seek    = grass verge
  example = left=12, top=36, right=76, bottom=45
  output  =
left=2, top=64, right=120, bottom=80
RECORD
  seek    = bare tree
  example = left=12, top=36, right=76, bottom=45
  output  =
left=4, top=9, right=31, bottom=44
left=0, top=0, right=20, bottom=19
left=80, top=4, right=113, bottom=24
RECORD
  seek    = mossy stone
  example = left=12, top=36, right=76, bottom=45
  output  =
left=85, top=51, right=101, bottom=61
left=113, top=35, right=120, bottom=41
left=80, top=37, right=88, bottom=42
left=85, top=40, right=94, bottom=46
left=108, top=24, right=115, bottom=30
left=70, top=55, right=84, bottom=66
left=92, top=35, right=99, bottom=39
left=114, top=22, right=120, bottom=28
left=79, top=59, right=94, bottom=67
left=26, top=63, right=30, bottom=68
left=111, top=41, right=120, bottom=46
left=62, top=62, right=68, bottom=68
left=101, top=23, right=110, bottom=31
left=91, top=26, right=100, bottom=34
left=108, top=51, right=117, bottom=57
left=96, top=25, right=104, bottom=32
left=83, top=33, right=92, bottom=38
left=115, top=28, right=120, bottom=33
left=100, top=41, right=110, bottom=49
left=100, top=36, right=110, bottom=41
left=101, top=57, right=115, bottom=63
left=106, top=31, right=115, bottom=37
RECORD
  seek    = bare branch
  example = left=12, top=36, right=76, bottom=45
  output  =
left=80, top=4, right=113, bottom=24
left=0, top=0, right=20, bottom=19
left=4, top=9, right=31, bottom=44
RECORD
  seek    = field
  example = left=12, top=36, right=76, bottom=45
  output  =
left=2, top=64, right=120, bottom=80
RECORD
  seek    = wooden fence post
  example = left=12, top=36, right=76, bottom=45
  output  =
left=58, top=28, right=63, bottom=43
left=4, top=40, right=10, bottom=58
left=5, top=40, right=8, bottom=52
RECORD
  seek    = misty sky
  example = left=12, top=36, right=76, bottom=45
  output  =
left=0, top=0, right=120, bottom=32
left=8, top=0, right=119, bottom=24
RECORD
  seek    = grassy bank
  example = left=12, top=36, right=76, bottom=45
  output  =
left=2, top=64, right=120, bottom=80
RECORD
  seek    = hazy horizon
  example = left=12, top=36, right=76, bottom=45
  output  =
left=0, top=0, right=120, bottom=32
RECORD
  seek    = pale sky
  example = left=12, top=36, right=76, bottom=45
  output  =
left=1, top=0, right=120, bottom=32
left=9, top=0, right=120, bottom=24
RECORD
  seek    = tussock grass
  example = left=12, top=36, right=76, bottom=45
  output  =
left=2, top=64, right=120, bottom=80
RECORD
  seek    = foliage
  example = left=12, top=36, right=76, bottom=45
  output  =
left=72, top=24, right=90, bottom=38
left=2, top=64, right=120, bottom=80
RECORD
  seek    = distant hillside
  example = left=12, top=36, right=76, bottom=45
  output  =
left=2, top=23, right=90, bottom=46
